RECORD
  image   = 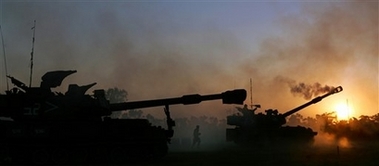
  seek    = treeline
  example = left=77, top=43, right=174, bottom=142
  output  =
left=286, top=112, right=379, bottom=140
left=116, top=111, right=228, bottom=148
left=105, top=87, right=228, bottom=147
left=105, top=88, right=379, bottom=144
left=112, top=109, right=379, bottom=146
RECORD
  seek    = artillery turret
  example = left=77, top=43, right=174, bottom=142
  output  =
left=0, top=70, right=246, bottom=164
left=226, top=86, right=342, bottom=146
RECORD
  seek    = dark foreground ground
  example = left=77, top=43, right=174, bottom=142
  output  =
left=3, top=139, right=379, bottom=165
left=136, top=140, right=379, bottom=166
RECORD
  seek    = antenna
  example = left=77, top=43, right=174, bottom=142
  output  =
left=0, top=25, right=9, bottom=90
left=346, top=99, right=350, bottom=120
left=29, top=20, right=36, bottom=87
left=250, top=78, right=252, bottom=108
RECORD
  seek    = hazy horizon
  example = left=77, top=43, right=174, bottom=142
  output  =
left=0, top=1, right=377, bottom=119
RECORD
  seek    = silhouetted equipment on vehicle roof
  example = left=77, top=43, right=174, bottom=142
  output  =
left=226, top=86, right=343, bottom=146
left=0, top=70, right=246, bottom=164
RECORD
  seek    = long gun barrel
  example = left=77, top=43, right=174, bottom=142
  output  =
left=281, top=86, right=343, bottom=118
left=109, top=89, right=247, bottom=111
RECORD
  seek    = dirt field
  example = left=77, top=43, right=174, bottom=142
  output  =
left=3, top=139, right=378, bottom=165
left=138, top=141, right=379, bottom=166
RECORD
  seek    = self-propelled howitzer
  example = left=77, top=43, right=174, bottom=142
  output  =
left=0, top=70, right=246, bottom=121
left=226, top=86, right=343, bottom=146
left=0, top=70, right=246, bottom=164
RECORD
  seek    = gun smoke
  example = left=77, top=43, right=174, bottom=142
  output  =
left=275, top=76, right=334, bottom=100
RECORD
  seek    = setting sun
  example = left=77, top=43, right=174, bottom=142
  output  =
left=334, top=102, right=352, bottom=121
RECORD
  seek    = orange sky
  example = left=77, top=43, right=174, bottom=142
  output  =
left=1, top=1, right=377, bottom=119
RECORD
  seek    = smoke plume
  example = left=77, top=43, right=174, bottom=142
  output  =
left=275, top=76, right=334, bottom=100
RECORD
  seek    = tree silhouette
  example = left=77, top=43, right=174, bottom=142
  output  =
left=105, top=87, right=128, bottom=103
left=105, top=87, right=128, bottom=118
left=318, top=112, right=379, bottom=140
left=127, top=110, right=143, bottom=119
left=286, top=113, right=303, bottom=126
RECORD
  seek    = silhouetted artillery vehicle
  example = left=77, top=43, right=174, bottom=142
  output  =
left=0, top=70, right=246, bottom=164
left=226, top=86, right=342, bottom=146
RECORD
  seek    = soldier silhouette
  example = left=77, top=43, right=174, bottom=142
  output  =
left=192, top=125, right=201, bottom=148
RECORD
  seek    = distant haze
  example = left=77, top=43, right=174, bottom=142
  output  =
left=0, top=1, right=377, bottom=119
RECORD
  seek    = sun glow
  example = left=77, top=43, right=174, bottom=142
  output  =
left=334, top=102, right=352, bottom=121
